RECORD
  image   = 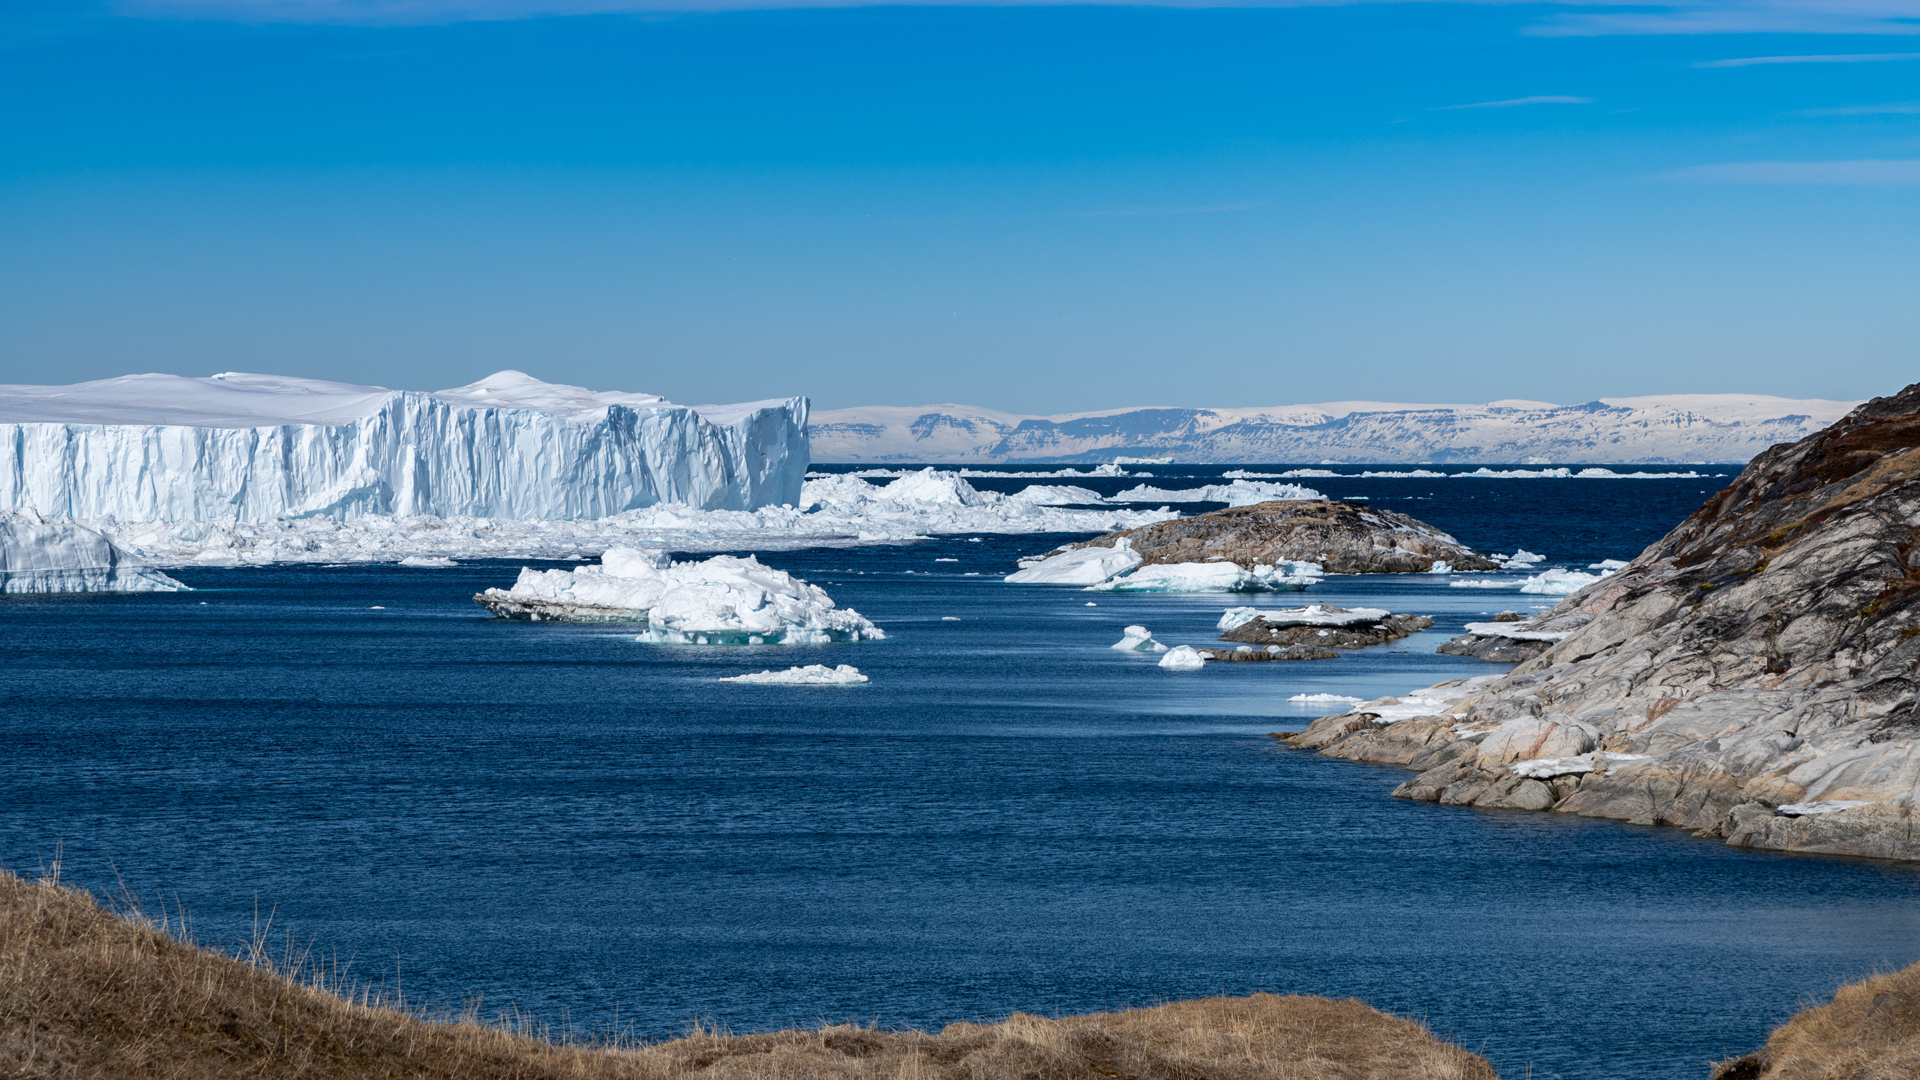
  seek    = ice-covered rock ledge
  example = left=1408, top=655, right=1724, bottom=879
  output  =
left=474, top=547, right=883, bottom=644
left=0, top=370, right=807, bottom=521
left=1284, top=380, right=1920, bottom=862
left=0, top=511, right=188, bottom=594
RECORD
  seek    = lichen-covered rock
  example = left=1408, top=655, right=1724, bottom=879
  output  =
left=1287, top=381, right=1920, bottom=862
left=1435, top=633, right=1552, bottom=663
left=1074, top=501, right=1498, bottom=574
left=1220, top=611, right=1435, bottom=649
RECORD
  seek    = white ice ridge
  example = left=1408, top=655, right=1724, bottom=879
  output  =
left=1777, top=800, right=1875, bottom=816
left=90, top=471, right=1179, bottom=567
left=1461, top=621, right=1572, bottom=642
left=1087, top=561, right=1322, bottom=594
left=720, top=664, right=869, bottom=685
left=0, top=370, right=808, bottom=522
left=1250, top=605, right=1391, bottom=627
left=1509, top=752, right=1652, bottom=780
left=1111, top=625, right=1170, bottom=653
left=1333, top=676, right=1503, bottom=724
left=1289, top=693, right=1366, bottom=705
left=0, top=510, right=189, bottom=594
left=1109, top=480, right=1323, bottom=506
left=1519, top=567, right=1615, bottom=595
left=1158, top=645, right=1207, bottom=671
left=1006, top=539, right=1143, bottom=585
left=475, top=548, right=885, bottom=644
left=1007, top=541, right=1321, bottom=593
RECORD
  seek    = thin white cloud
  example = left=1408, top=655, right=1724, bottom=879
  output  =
left=1537, top=3, right=1920, bottom=37
left=1697, top=52, right=1920, bottom=67
left=1793, top=101, right=1920, bottom=115
left=1665, top=158, right=1920, bottom=184
left=1067, top=201, right=1265, bottom=218
left=101, top=0, right=1920, bottom=29
left=1439, top=95, right=1594, bottom=110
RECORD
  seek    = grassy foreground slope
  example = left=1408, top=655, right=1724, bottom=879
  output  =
left=0, top=870, right=1495, bottom=1080
left=1714, top=962, right=1920, bottom=1080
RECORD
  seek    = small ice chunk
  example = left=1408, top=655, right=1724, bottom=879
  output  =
left=1289, top=693, right=1365, bottom=706
left=1218, top=606, right=1261, bottom=631
left=1589, top=559, right=1630, bottom=571
left=1112, top=625, right=1170, bottom=653
left=1427, top=561, right=1452, bottom=574
left=1496, top=550, right=1546, bottom=569
left=934, top=557, right=959, bottom=562
left=1158, top=645, right=1206, bottom=671
left=1449, top=578, right=1522, bottom=589
left=398, top=555, right=457, bottom=567
left=720, top=664, right=869, bottom=685
left=941, top=616, right=961, bottom=621
left=1778, top=800, right=1874, bottom=816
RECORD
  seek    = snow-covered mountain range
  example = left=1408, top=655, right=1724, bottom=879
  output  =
left=809, top=395, right=1861, bottom=464
left=0, top=370, right=808, bottom=521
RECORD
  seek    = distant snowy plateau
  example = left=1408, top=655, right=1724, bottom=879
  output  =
left=809, top=396, right=1862, bottom=464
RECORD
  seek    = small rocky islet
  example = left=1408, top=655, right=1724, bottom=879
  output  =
left=1285, top=380, right=1920, bottom=863
left=1073, top=498, right=1500, bottom=574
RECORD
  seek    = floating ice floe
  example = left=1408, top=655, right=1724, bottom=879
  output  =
left=1289, top=693, right=1365, bottom=706
left=0, top=510, right=189, bottom=594
left=1218, top=606, right=1262, bottom=631
left=1222, top=468, right=1721, bottom=480
left=1109, top=480, right=1322, bottom=507
left=1111, top=625, right=1170, bottom=653
left=1777, top=800, right=1875, bottom=816
left=1509, top=752, right=1651, bottom=779
left=474, top=547, right=884, bottom=644
left=720, top=664, right=869, bottom=685
left=1496, top=550, right=1547, bottom=569
left=1448, top=578, right=1525, bottom=589
left=1589, top=559, right=1630, bottom=571
left=398, top=555, right=458, bottom=568
left=1087, top=561, right=1324, bottom=594
left=1158, top=645, right=1206, bottom=671
left=1519, top=568, right=1613, bottom=595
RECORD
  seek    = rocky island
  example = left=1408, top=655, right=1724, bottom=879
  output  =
left=1075, top=499, right=1500, bottom=574
left=1286, top=381, right=1920, bottom=862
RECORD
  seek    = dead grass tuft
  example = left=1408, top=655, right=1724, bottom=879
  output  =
left=0, top=867, right=1497, bottom=1080
left=1712, top=959, right=1920, bottom=1080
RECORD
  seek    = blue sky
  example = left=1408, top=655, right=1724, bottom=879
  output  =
left=1, top=1, right=1916, bottom=412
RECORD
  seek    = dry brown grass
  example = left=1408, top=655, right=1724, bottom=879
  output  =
left=1711, top=960, right=1920, bottom=1080
left=0, top=867, right=1497, bottom=1080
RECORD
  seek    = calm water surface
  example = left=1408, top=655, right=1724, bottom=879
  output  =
left=5, top=467, right=1916, bottom=1080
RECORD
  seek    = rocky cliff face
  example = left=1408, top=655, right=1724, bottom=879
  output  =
left=1288, top=382, right=1920, bottom=860
left=1076, top=500, right=1499, bottom=574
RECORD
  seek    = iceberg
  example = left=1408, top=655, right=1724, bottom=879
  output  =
left=1111, top=625, right=1170, bottom=653
left=0, top=510, right=188, bottom=594
left=0, top=370, right=808, bottom=522
left=1218, top=606, right=1262, bottom=631
left=474, top=548, right=884, bottom=644
left=1158, top=645, right=1207, bottom=671
left=720, top=664, right=869, bottom=685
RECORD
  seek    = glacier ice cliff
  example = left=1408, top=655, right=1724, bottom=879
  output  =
left=0, top=370, right=809, bottom=522
left=0, top=510, right=188, bottom=594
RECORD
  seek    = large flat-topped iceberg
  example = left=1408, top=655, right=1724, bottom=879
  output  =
left=0, top=370, right=808, bottom=521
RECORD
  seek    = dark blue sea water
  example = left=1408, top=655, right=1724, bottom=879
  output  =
left=6, top=465, right=1917, bottom=1080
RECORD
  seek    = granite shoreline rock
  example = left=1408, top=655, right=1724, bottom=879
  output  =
left=1286, top=381, right=1920, bottom=862
left=1072, top=500, right=1499, bottom=574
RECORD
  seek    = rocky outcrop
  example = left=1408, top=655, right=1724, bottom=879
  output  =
left=1287, top=381, right=1920, bottom=861
left=1435, top=614, right=1559, bottom=663
left=1075, top=501, right=1498, bottom=574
